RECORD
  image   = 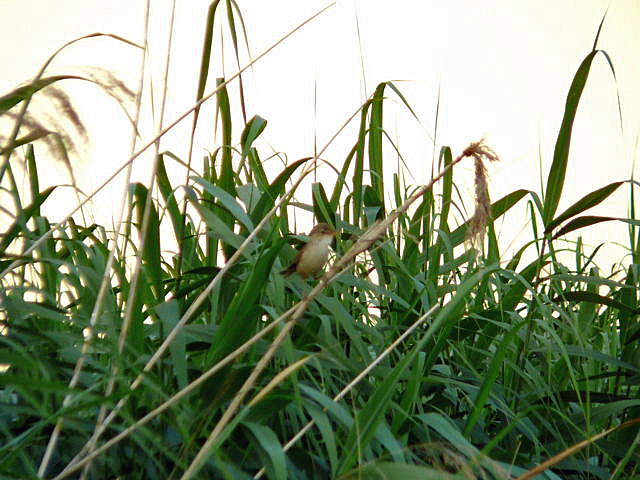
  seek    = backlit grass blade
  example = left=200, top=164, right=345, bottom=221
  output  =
left=249, top=157, right=309, bottom=224
left=192, top=0, right=222, bottom=125
left=330, top=143, right=357, bottom=209
left=225, top=0, right=249, bottom=122
left=191, top=177, right=254, bottom=231
left=545, top=181, right=623, bottom=234
left=312, top=182, right=335, bottom=226
left=156, top=154, right=183, bottom=239
left=191, top=195, right=247, bottom=251
left=617, top=265, right=638, bottom=346
left=551, top=290, right=638, bottom=315
left=551, top=215, right=617, bottom=240
left=543, top=50, right=604, bottom=226
left=26, top=145, right=39, bottom=215
left=240, top=115, right=267, bottom=165
left=0, top=129, right=50, bottom=155
left=428, top=146, right=453, bottom=283
left=439, top=146, right=453, bottom=229
left=215, top=77, right=235, bottom=197
left=0, top=186, right=55, bottom=255
left=131, top=183, right=163, bottom=300
left=369, top=83, right=386, bottom=210
left=0, top=75, right=83, bottom=114
left=352, top=102, right=370, bottom=226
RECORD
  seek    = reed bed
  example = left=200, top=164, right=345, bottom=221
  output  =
left=1, top=3, right=638, bottom=479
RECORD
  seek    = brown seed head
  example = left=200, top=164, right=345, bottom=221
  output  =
left=464, top=140, right=500, bottom=249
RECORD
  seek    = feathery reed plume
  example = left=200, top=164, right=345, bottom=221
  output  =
left=464, top=139, right=499, bottom=249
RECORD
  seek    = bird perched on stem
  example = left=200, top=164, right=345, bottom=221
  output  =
left=280, top=223, right=336, bottom=278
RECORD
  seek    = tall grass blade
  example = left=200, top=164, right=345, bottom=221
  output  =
left=545, top=181, right=623, bottom=234
left=542, top=50, right=616, bottom=226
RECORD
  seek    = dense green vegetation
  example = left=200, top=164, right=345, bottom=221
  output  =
left=1, top=3, right=639, bottom=479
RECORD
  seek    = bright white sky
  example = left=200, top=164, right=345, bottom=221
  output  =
left=2, top=1, right=640, bottom=270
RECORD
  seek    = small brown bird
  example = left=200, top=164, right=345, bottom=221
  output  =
left=280, top=223, right=337, bottom=278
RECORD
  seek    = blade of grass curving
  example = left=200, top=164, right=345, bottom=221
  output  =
left=543, top=49, right=609, bottom=226
left=428, top=146, right=453, bottom=284
left=312, top=182, right=335, bottom=226
left=365, top=80, right=430, bottom=218
left=551, top=215, right=617, bottom=240
left=131, top=183, right=163, bottom=300
left=0, top=75, right=82, bottom=114
left=369, top=83, right=385, bottom=209
left=590, top=7, right=623, bottom=132
left=551, top=290, right=638, bottom=315
left=0, top=128, right=51, bottom=155
left=330, top=143, right=356, bottom=207
left=249, top=157, right=309, bottom=224
left=0, top=186, right=55, bottom=255
left=215, top=77, right=235, bottom=195
left=247, top=148, right=269, bottom=191
left=239, top=115, right=267, bottom=167
left=545, top=181, right=623, bottom=234
left=225, top=0, right=249, bottom=123
left=156, top=154, right=183, bottom=239
left=192, top=0, right=221, bottom=128
left=25, top=145, right=39, bottom=214
left=192, top=176, right=254, bottom=231
left=352, top=106, right=369, bottom=227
